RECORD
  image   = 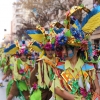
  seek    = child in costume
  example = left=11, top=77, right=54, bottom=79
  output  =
left=0, top=53, right=7, bottom=71
left=0, top=53, right=8, bottom=86
left=30, top=42, right=57, bottom=100
left=1, top=44, right=19, bottom=85
left=6, top=54, right=18, bottom=97
left=2, top=55, right=11, bottom=82
left=7, top=43, right=32, bottom=100
left=50, top=42, right=100, bottom=100
left=27, top=24, right=62, bottom=100
left=50, top=5, right=100, bottom=99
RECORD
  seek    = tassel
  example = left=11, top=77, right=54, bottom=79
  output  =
left=39, top=50, right=44, bottom=58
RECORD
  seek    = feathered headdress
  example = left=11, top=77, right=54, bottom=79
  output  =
left=26, top=25, right=56, bottom=51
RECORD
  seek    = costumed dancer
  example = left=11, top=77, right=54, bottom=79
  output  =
left=0, top=51, right=7, bottom=86
left=3, top=43, right=20, bottom=84
left=29, top=26, right=58, bottom=100
left=50, top=5, right=100, bottom=100
left=2, top=55, right=11, bottom=82
left=7, top=39, right=33, bottom=100
left=50, top=32, right=100, bottom=100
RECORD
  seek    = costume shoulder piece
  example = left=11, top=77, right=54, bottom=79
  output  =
left=57, top=61, right=65, bottom=71
left=82, top=63, right=94, bottom=71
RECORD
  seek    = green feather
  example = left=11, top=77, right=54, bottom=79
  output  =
left=18, top=81, right=28, bottom=91
left=3, top=66, right=8, bottom=74
left=64, top=30, right=72, bottom=37
left=30, top=89, right=41, bottom=100
left=64, top=19, right=68, bottom=25
left=6, top=80, right=14, bottom=96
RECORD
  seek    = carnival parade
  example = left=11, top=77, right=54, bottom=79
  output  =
left=1, top=0, right=100, bottom=100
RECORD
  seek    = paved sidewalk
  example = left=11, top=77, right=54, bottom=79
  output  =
left=0, top=70, right=19, bottom=100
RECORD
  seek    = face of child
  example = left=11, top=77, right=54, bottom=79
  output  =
left=20, top=54, right=27, bottom=62
left=67, top=46, right=79, bottom=59
left=45, top=50, right=55, bottom=59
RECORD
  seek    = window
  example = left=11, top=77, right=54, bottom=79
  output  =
left=94, top=39, right=99, bottom=49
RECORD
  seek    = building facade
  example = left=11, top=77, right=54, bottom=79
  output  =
left=12, top=2, right=23, bottom=34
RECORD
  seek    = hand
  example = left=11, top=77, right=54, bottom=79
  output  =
left=21, top=76, right=26, bottom=80
left=95, top=88, right=100, bottom=95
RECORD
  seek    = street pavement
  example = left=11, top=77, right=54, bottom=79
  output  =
left=0, top=70, right=18, bottom=100
left=0, top=69, right=8, bottom=100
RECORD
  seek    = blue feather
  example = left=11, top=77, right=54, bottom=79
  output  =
left=26, top=30, right=42, bottom=34
left=33, top=42, right=41, bottom=49
left=54, top=28, right=64, bottom=34
left=4, top=44, right=16, bottom=53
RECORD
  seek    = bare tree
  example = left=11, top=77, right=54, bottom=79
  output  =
left=16, top=27, right=31, bottom=41
left=13, top=0, right=82, bottom=39
left=13, top=0, right=82, bottom=26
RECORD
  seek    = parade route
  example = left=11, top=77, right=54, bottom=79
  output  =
left=0, top=69, right=8, bottom=100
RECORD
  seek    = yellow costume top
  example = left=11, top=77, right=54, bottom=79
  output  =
left=10, top=56, right=16, bottom=71
left=36, top=56, right=55, bottom=88
left=13, top=58, right=31, bottom=81
left=50, top=58, right=96, bottom=100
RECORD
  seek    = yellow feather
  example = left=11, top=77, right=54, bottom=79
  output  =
left=39, top=50, right=44, bottom=58
left=82, top=12, right=100, bottom=33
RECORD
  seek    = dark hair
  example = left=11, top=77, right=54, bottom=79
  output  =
left=19, top=53, right=28, bottom=58
left=77, top=49, right=85, bottom=59
left=64, top=44, right=69, bottom=51
left=64, top=45, right=74, bottom=51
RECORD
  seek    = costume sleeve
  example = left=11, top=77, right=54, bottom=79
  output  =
left=50, top=76, right=65, bottom=100
left=2, top=58, right=6, bottom=65
left=50, top=76, right=83, bottom=100
left=92, top=68, right=96, bottom=80
left=30, top=63, right=38, bottom=86
left=10, top=57, right=12, bottom=65
left=43, top=61, right=51, bottom=87
left=74, top=95, right=82, bottom=100
left=13, top=61, right=22, bottom=80
left=88, top=67, right=96, bottom=81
